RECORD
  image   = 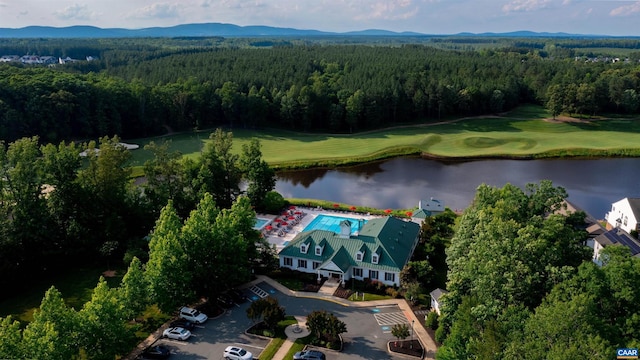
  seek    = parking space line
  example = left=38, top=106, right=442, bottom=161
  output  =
left=233, top=343, right=265, bottom=350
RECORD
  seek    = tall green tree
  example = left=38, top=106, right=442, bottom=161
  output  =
left=118, top=257, right=149, bottom=320
left=76, top=136, right=133, bottom=257
left=145, top=201, right=193, bottom=312
left=22, top=286, right=80, bottom=360
left=195, top=129, right=241, bottom=209
left=0, top=316, right=22, bottom=359
left=239, top=139, right=275, bottom=211
left=78, top=277, right=132, bottom=360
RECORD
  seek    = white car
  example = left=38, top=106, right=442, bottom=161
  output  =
left=223, top=346, right=253, bottom=360
left=179, top=306, right=208, bottom=324
left=162, top=327, right=191, bottom=341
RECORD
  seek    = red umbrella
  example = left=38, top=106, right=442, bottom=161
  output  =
left=350, top=206, right=357, bottom=211
left=289, top=205, right=297, bottom=210
left=282, top=211, right=289, bottom=216
left=294, top=211, right=302, bottom=214
left=406, top=211, right=413, bottom=217
left=333, top=203, right=340, bottom=208
left=288, top=216, right=296, bottom=220
left=265, top=225, right=273, bottom=231
left=384, top=209, right=392, bottom=215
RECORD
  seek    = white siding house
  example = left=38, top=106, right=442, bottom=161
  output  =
left=605, top=198, right=640, bottom=233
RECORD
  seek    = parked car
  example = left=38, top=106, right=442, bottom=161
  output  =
left=223, top=345, right=253, bottom=360
left=139, top=345, right=170, bottom=359
left=162, top=327, right=191, bottom=341
left=179, top=306, right=208, bottom=324
left=170, top=318, right=195, bottom=331
left=228, top=288, right=247, bottom=303
left=216, top=293, right=235, bottom=308
left=293, top=350, right=326, bottom=360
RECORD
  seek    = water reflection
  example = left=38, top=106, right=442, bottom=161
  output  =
left=275, top=157, right=640, bottom=218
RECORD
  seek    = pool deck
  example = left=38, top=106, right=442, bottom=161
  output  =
left=258, top=207, right=382, bottom=253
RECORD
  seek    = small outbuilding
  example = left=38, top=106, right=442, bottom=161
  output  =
left=430, top=288, right=448, bottom=315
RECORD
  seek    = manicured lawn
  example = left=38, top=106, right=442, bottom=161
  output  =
left=124, top=105, right=640, bottom=170
left=249, top=316, right=297, bottom=360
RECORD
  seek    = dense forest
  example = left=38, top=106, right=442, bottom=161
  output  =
left=0, top=131, right=277, bottom=295
left=435, top=181, right=640, bottom=359
left=1, top=37, right=639, bottom=145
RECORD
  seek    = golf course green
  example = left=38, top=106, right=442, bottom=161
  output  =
left=127, top=105, right=640, bottom=170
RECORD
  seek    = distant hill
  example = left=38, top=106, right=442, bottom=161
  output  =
left=0, top=23, right=617, bottom=38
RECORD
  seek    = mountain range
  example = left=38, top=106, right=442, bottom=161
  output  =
left=0, top=23, right=612, bottom=38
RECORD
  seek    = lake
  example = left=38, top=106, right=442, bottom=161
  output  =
left=275, top=157, right=640, bottom=219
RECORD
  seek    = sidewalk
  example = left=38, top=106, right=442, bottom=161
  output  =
left=254, top=275, right=437, bottom=360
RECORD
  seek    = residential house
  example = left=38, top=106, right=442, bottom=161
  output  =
left=430, top=288, right=448, bottom=315
left=278, top=216, right=420, bottom=287
left=0, top=55, right=20, bottom=62
left=592, top=228, right=640, bottom=266
left=414, top=197, right=445, bottom=218
left=604, top=197, right=640, bottom=233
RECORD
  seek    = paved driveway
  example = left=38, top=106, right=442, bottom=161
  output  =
left=146, top=281, right=414, bottom=360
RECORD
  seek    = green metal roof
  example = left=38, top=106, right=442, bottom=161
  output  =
left=412, top=208, right=431, bottom=219
left=279, top=216, right=420, bottom=273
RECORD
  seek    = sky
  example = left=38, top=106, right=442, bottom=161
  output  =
left=1, top=0, right=640, bottom=36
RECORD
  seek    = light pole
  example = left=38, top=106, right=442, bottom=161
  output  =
left=410, top=319, right=415, bottom=349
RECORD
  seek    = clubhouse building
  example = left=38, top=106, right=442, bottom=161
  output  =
left=278, top=216, right=421, bottom=287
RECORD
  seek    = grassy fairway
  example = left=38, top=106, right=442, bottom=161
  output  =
left=126, top=105, right=640, bottom=169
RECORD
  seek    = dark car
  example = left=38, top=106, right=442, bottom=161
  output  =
left=293, top=350, right=326, bottom=360
left=139, top=345, right=170, bottom=359
left=170, top=318, right=195, bottom=331
left=216, top=293, right=235, bottom=308
left=228, top=288, right=247, bottom=303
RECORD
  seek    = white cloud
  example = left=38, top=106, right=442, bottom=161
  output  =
left=54, top=3, right=97, bottom=21
left=610, top=1, right=640, bottom=16
left=502, top=0, right=552, bottom=13
left=129, top=2, right=182, bottom=19
left=355, top=0, right=420, bottom=21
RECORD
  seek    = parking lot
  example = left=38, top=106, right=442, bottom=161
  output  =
left=145, top=281, right=415, bottom=360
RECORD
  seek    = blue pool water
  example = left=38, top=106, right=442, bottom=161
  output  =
left=254, top=218, right=270, bottom=230
left=302, top=214, right=368, bottom=234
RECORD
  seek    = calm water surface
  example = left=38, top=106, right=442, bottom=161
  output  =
left=275, top=157, right=640, bottom=219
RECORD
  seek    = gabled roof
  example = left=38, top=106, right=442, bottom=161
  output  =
left=279, top=216, right=420, bottom=273
left=412, top=208, right=431, bottom=219
left=323, top=247, right=352, bottom=273
left=594, top=228, right=640, bottom=256
left=627, top=198, right=640, bottom=222
left=430, top=288, right=448, bottom=301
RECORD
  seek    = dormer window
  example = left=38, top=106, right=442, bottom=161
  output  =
left=356, top=252, right=363, bottom=261
left=315, top=245, right=322, bottom=256
left=372, top=254, right=379, bottom=264
left=300, top=243, right=308, bottom=254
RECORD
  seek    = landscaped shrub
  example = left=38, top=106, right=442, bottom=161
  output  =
left=425, top=311, right=439, bottom=330
left=385, top=287, right=400, bottom=298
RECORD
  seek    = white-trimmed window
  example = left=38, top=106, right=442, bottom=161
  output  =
left=372, top=254, right=379, bottom=264
left=624, top=216, right=628, bottom=226
left=301, top=243, right=308, bottom=254
left=353, top=268, right=363, bottom=277
left=298, top=259, right=307, bottom=269
left=315, top=245, right=322, bottom=256
left=313, top=261, right=320, bottom=270
left=369, top=270, right=379, bottom=280
left=356, top=251, right=363, bottom=262
left=385, top=272, right=395, bottom=282
left=283, top=257, right=293, bottom=266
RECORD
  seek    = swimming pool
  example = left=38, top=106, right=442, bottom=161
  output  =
left=302, top=214, right=368, bottom=234
left=254, top=217, right=271, bottom=230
